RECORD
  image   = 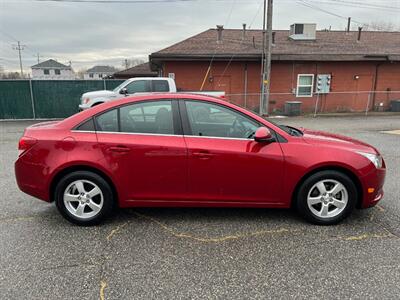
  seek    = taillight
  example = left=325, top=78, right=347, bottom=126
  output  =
left=18, top=136, right=37, bottom=156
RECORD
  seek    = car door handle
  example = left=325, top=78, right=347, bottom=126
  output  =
left=108, top=146, right=130, bottom=153
left=192, top=150, right=214, bottom=159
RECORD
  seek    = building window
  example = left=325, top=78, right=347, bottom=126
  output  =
left=55, top=69, right=61, bottom=75
left=296, top=74, right=314, bottom=97
left=295, top=24, right=304, bottom=34
left=44, top=69, right=50, bottom=75
left=89, top=73, right=94, bottom=78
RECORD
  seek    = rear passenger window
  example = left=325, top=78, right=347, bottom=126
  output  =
left=76, top=118, right=95, bottom=131
left=96, top=109, right=118, bottom=132
left=120, top=101, right=174, bottom=134
left=152, top=80, right=170, bottom=92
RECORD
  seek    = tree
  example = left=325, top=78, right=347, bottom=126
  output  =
left=1, top=72, right=22, bottom=79
left=122, top=58, right=145, bottom=69
left=354, top=21, right=400, bottom=31
left=76, top=69, right=86, bottom=79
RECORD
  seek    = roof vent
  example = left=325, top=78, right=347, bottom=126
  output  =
left=216, top=25, right=224, bottom=42
left=289, top=23, right=316, bottom=40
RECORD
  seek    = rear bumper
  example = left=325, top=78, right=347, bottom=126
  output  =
left=15, top=154, right=50, bottom=202
left=360, top=167, right=386, bottom=208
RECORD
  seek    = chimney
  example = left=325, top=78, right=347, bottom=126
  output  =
left=242, top=23, right=247, bottom=40
left=216, top=25, right=224, bottom=42
left=357, top=26, right=362, bottom=41
left=272, top=31, right=276, bottom=45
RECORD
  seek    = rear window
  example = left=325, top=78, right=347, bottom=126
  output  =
left=76, top=118, right=95, bottom=131
left=152, top=80, right=170, bottom=92
left=95, top=109, right=118, bottom=132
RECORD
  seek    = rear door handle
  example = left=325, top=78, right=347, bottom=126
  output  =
left=192, top=150, right=214, bottom=160
left=108, top=145, right=131, bottom=153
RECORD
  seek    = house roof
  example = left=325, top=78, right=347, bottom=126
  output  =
left=150, top=29, right=400, bottom=62
left=113, top=62, right=157, bottom=77
left=86, top=65, right=119, bottom=73
left=31, top=59, right=71, bottom=69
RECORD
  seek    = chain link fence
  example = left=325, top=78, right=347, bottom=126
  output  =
left=0, top=79, right=124, bottom=119
left=226, top=91, right=400, bottom=116
left=1, top=79, right=400, bottom=119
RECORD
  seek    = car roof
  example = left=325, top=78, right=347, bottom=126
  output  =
left=61, top=93, right=271, bottom=131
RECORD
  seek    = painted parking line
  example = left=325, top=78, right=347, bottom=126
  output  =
left=381, top=129, right=400, bottom=135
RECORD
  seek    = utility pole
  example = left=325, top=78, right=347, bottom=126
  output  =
left=260, top=0, right=273, bottom=116
left=259, top=0, right=266, bottom=115
left=124, top=59, right=129, bottom=69
left=13, top=41, right=25, bottom=78
left=35, top=53, right=41, bottom=64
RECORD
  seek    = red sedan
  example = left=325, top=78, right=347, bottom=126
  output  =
left=15, top=94, right=386, bottom=225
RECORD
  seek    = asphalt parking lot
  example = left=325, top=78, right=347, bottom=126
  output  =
left=1, top=116, right=399, bottom=299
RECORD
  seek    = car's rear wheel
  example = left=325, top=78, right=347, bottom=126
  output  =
left=55, top=171, right=114, bottom=226
left=296, top=170, right=357, bottom=225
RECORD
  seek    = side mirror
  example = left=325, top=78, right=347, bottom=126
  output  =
left=254, top=127, right=274, bottom=143
left=119, top=88, right=128, bottom=95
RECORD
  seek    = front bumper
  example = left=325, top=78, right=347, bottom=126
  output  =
left=360, top=166, right=386, bottom=208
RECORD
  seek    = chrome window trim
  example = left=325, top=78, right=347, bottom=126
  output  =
left=71, top=130, right=96, bottom=134
left=183, top=135, right=253, bottom=141
left=71, top=130, right=253, bottom=141
left=71, top=130, right=182, bottom=137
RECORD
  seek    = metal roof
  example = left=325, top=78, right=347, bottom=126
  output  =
left=150, top=29, right=400, bottom=62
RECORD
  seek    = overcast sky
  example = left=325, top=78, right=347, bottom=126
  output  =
left=1, top=0, right=399, bottom=73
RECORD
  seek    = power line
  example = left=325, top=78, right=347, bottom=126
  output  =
left=296, top=0, right=383, bottom=30
left=317, top=0, right=400, bottom=11
left=30, top=0, right=259, bottom=3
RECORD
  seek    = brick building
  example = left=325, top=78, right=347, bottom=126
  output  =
left=149, top=24, right=400, bottom=113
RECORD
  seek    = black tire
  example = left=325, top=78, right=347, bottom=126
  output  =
left=55, top=171, right=114, bottom=226
left=296, top=170, right=357, bottom=225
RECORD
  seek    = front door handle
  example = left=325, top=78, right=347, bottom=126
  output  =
left=192, top=150, right=214, bottom=160
left=108, top=145, right=130, bottom=153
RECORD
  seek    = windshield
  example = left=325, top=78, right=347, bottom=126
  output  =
left=266, top=118, right=303, bottom=137
left=112, top=81, right=128, bottom=93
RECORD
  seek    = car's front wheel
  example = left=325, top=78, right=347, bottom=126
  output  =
left=296, top=170, right=357, bottom=225
left=55, top=171, right=114, bottom=226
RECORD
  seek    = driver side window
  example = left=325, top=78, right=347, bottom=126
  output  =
left=185, top=100, right=259, bottom=139
left=124, top=80, right=150, bottom=94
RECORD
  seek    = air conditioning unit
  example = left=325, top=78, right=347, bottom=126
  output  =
left=289, top=23, right=316, bottom=40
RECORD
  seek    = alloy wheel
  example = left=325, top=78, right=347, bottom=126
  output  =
left=63, top=179, right=104, bottom=219
left=307, top=179, right=348, bottom=219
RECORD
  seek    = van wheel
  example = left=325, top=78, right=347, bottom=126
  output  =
left=55, top=171, right=114, bottom=226
left=296, top=170, right=357, bottom=225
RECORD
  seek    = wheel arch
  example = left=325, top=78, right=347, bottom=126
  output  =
left=49, top=165, right=119, bottom=205
left=291, top=165, right=363, bottom=209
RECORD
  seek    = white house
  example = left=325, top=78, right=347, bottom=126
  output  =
left=31, top=59, right=75, bottom=80
left=84, top=66, right=118, bottom=80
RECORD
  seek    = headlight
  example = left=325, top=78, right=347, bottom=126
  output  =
left=356, top=151, right=383, bottom=168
